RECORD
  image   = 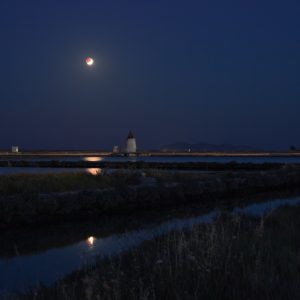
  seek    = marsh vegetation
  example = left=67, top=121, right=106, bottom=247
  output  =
left=1, top=167, right=300, bottom=227
left=15, top=204, right=300, bottom=300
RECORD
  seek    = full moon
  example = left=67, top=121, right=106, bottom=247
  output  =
left=85, top=57, right=94, bottom=66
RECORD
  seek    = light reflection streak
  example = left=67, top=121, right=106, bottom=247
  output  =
left=86, top=168, right=102, bottom=175
left=83, top=157, right=103, bottom=162
left=86, top=236, right=96, bottom=247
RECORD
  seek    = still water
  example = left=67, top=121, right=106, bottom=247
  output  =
left=1, top=155, right=300, bottom=175
left=0, top=196, right=300, bottom=294
left=1, top=155, right=300, bottom=164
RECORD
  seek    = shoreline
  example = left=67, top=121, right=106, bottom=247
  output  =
left=0, top=161, right=294, bottom=170
left=16, top=203, right=300, bottom=300
left=1, top=151, right=300, bottom=158
left=1, top=188, right=299, bottom=259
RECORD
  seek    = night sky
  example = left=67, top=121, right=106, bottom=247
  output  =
left=1, top=0, right=299, bottom=150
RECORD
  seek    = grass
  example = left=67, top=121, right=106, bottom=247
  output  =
left=0, top=172, right=142, bottom=196
left=15, top=204, right=300, bottom=300
left=1, top=168, right=300, bottom=228
left=0, top=165, right=299, bottom=196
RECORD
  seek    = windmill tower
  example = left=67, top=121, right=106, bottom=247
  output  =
left=126, top=131, right=137, bottom=154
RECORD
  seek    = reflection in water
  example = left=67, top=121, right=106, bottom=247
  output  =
left=86, top=236, right=96, bottom=247
left=86, top=168, right=102, bottom=175
left=1, top=196, right=300, bottom=293
left=3, top=155, right=300, bottom=176
left=84, top=157, right=103, bottom=175
left=84, top=157, right=103, bottom=162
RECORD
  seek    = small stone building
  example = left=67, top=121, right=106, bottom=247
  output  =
left=11, top=146, right=19, bottom=153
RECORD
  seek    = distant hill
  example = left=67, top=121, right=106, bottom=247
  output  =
left=160, top=142, right=259, bottom=152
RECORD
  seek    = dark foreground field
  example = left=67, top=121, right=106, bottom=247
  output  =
left=1, top=165, right=300, bottom=227
left=12, top=204, right=300, bottom=300
left=2, top=166, right=300, bottom=299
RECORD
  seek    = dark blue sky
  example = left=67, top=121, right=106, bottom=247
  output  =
left=0, top=0, right=299, bottom=150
